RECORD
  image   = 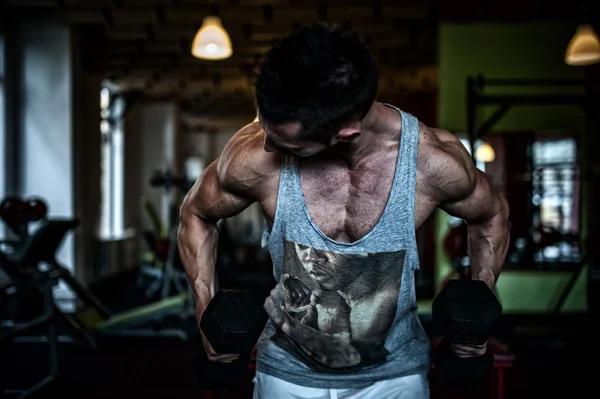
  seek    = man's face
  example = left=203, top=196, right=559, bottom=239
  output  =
left=294, top=243, right=366, bottom=291
left=262, top=119, right=330, bottom=158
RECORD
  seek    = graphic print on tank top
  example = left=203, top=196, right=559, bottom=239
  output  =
left=270, top=238, right=406, bottom=373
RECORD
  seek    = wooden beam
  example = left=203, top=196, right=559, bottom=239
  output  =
left=61, top=9, right=106, bottom=23
left=64, top=0, right=114, bottom=7
left=6, top=0, right=61, bottom=6
left=112, top=8, right=158, bottom=25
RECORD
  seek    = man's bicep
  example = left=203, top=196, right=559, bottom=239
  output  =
left=438, top=168, right=501, bottom=223
left=184, top=160, right=255, bottom=223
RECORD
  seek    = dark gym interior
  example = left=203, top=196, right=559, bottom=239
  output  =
left=1, top=0, right=599, bottom=398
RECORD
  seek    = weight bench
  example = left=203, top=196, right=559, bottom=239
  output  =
left=1, top=270, right=60, bottom=399
left=486, top=338, right=515, bottom=399
left=0, top=219, right=86, bottom=398
left=1, top=219, right=104, bottom=347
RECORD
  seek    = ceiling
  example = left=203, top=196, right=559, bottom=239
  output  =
left=5, top=0, right=593, bottom=118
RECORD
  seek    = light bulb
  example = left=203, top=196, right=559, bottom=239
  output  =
left=205, top=43, right=218, bottom=54
left=475, top=142, right=495, bottom=163
left=191, top=16, right=233, bottom=60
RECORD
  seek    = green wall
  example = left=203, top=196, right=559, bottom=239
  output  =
left=439, top=21, right=586, bottom=134
left=430, top=21, right=588, bottom=314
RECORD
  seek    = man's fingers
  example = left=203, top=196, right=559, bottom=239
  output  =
left=451, top=343, right=487, bottom=358
left=201, top=331, right=240, bottom=362
left=206, top=353, right=240, bottom=363
left=451, top=344, right=485, bottom=353
left=202, top=339, right=240, bottom=362
left=451, top=343, right=487, bottom=350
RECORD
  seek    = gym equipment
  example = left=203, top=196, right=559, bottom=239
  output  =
left=0, top=196, right=50, bottom=250
left=0, top=219, right=102, bottom=347
left=193, top=289, right=268, bottom=390
left=0, top=218, right=191, bottom=345
left=0, top=196, right=29, bottom=239
left=1, top=264, right=60, bottom=399
left=0, top=220, right=89, bottom=398
left=135, top=170, right=195, bottom=318
left=443, top=222, right=470, bottom=277
left=76, top=238, right=192, bottom=340
left=137, top=200, right=191, bottom=303
left=432, top=279, right=502, bottom=385
left=26, top=197, right=48, bottom=222
left=149, top=169, right=191, bottom=193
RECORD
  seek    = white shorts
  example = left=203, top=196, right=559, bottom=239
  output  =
left=252, top=371, right=430, bottom=399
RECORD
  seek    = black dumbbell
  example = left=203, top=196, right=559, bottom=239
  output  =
left=432, top=279, right=502, bottom=385
left=193, top=289, right=268, bottom=390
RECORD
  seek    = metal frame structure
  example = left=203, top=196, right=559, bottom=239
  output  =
left=1, top=277, right=58, bottom=399
left=465, top=74, right=600, bottom=162
left=465, top=74, right=600, bottom=313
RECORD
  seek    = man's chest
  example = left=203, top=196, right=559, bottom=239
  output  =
left=299, top=164, right=394, bottom=242
left=260, top=158, right=437, bottom=243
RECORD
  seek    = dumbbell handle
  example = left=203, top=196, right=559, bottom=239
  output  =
left=437, top=337, right=489, bottom=355
left=432, top=338, right=494, bottom=384
left=444, top=331, right=488, bottom=345
left=193, top=347, right=252, bottom=390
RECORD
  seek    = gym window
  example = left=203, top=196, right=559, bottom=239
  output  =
left=531, top=138, right=579, bottom=261
left=492, top=134, right=581, bottom=270
left=99, top=86, right=125, bottom=239
left=0, top=32, right=5, bottom=201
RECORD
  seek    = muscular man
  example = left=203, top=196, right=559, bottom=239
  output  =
left=178, top=23, right=510, bottom=399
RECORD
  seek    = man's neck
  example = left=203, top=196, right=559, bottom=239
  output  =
left=331, top=102, right=402, bottom=169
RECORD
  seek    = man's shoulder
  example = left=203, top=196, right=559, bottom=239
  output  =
left=217, top=122, right=280, bottom=192
left=416, top=124, right=476, bottom=201
left=417, top=124, right=468, bottom=168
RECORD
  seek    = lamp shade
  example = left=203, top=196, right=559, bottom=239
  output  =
left=565, top=24, right=600, bottom=66
left=191, top=17, right=233, bottom=60
left=475, top=142, right=495, bottom=163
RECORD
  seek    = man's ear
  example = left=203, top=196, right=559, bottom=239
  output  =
left=334, top=127, right=361, bottom=143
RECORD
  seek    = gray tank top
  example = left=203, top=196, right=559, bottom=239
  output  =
left=257, top=105, right=431, bottom=389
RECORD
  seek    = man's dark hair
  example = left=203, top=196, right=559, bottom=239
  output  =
left=255, top=23, right=378, bottom=141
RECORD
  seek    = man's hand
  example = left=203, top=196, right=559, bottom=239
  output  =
left=196, top=299, right=240, bottom=363
left=451, top=342, right=487, bottom=358
left=282, top=274, right=313, bottom=312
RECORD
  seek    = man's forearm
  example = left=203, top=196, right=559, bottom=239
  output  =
left=177, top=211, right=219, bottom=303
left=467, top=196, right=510, bottom=289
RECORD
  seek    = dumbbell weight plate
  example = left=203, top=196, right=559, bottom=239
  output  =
left=194, top=289, right=268, bottom=390
left=432, top=279, right=502, bottom=345
left=200, top=290, right=268, bottom=355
